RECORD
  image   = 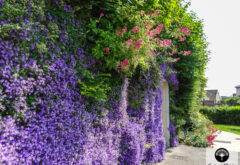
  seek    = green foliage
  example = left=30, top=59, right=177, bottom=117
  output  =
left=184, top=129, right=210, bottom=147
left=0, top=0, right=45, bottom=21
left=184, top=121, right=215, bottom=147
left=81, top=0, right=190, bottom=101
left=200, top=106, right=240, bottom=125
left=36, top=43, right=48, bottom=54
left=168, top=4, right=209, bottom=147
left=0, top=24, right=21, bottom=38
left=78, top=70, right=111, bottom=102
left=218, top=95, right=240, bottom=106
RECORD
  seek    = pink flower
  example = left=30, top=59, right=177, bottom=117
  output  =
left=120, top=60, right=130, bottom=69
left=178, top=26, right=191, bottom=35
left=137, top=39, right=143, bottom=44
left=178, top=19, right=181, bottom=22
left=141, top=10, right=145, bottom=15
left=135, top=56, right=139, bottom=60
left=120, top=33, right=123, bottom=38
left=122, top=59, right=130, bottom=66
left=134, top=39, right=143, bottom=50
left=135, top=44, right=141, bottom=50
left=151, top=50, right=156, bottom=55
left=100, top=12, right=104, bottom=17
left=131, top=26, right=138, bottom=33
left=102, top=47, right=110, bottom=54
left=106, top=47, right=110, bottom=53
left=183, top=50, right=191, bottom=55
left=137, top=24, right=141, bottom=26
left=116, top=30, right=120, bottom=35
left=148, top=11, right=151, bottom=15
left=163, top=39, right=171, bottom=47
left=177, top=57, right=180, bottom=60
left=186, top=30, right=191, bottom=35
left=178, top=27, right=183, bottom=31
left=122, top=26, right=127, bottom=32
left=206, top=135, right=216, bottom=146
left=179, top=37, right=186, bottom=41
left=183, top=26, right=188, bottom=31
left=103, top=47, right=110, bottom=53
left=126, top=39, right=133, bottom=45
left=156, top=24, right=163, bottom=34
left=147, top=31, right=152, bottom=37
left=155, top=10, right=159, bottom=15
left=144, top=23, right=151, bottom=29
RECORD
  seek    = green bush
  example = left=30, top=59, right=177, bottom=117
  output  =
left=218, top=95, right=240, bottom=106
left=185, top=130, right=209, bottom=147
left=200, top=106, right=240, bottom=125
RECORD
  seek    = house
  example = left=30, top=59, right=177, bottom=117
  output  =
left=203, top=90, right=221, bottom=106
left=235, top=85, right=240, bottom=96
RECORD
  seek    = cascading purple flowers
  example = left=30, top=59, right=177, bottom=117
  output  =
left=161, top=62, right=179, bottom=86
left=169, top=121, right=179, bottom=147
left=118, top=122, right=146, bottom=165
left=0, top=0, right=4, bottom=7
left=0, top=1, right=92, bottom=163
left=126, top=69, right=167, bottom=164
left=144, top=88, right=166, bottom=163
left=0, top=0, right=177, bottom=164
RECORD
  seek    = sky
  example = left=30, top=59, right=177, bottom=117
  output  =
left=188, top=0, right=240, bottom=96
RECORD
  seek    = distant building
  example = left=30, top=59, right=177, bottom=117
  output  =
left=235, top=85, right=240, bottom=96
left=203, top=90, right=221, bottom=106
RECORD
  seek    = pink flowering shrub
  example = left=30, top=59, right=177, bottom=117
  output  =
left=90, top=9, right=192, bottom=76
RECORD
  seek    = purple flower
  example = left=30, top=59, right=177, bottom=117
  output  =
left=30, top=44, right=35, bottom=50
left=0, top=0, right=4, bottom=7
left=169, top=122, right=179, bottom=147
left=0, top=2, right=169, bottom=164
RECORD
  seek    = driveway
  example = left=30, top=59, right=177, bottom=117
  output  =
left=158, top=131, right=240, bottom=165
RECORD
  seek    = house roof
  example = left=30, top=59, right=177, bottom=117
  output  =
left=235, top=85, right=240, bottom=88
left=205, top=90, right=219, bottom=101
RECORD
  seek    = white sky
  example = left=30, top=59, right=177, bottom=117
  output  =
left=188, top=0, right=240, bottom=96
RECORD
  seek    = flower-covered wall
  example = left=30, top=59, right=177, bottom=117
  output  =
left=0, top=0, right=211, bottom=164
left=0, top=74, right=167, bottom=164
left=0, top=1, right=177, bottom=164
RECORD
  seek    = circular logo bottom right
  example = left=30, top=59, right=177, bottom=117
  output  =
left=215, top=148, right=229, bottom=162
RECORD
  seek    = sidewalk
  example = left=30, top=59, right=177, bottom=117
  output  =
left=213, top=131, right=240, bottom=152
left=158, top=131, right=240, bottom=165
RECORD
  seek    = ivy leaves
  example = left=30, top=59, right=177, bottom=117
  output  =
left=78, top=70, right=111, bottom=102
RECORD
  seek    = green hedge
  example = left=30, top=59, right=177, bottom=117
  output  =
left=200, top=106, right=240, bottom=125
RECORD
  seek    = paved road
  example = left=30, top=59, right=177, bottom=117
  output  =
left=158, top=131, right=240, bottom=165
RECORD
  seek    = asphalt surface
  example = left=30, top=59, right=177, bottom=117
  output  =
left=158, top=131, right=240, bottom=165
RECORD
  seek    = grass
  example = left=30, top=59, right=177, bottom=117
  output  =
left=214, top=124, right=240, bottom=135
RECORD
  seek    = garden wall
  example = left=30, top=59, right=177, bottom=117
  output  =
left=0, top=77, right=169, bottom=164
left=0, top=0, right=180, bottom=164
